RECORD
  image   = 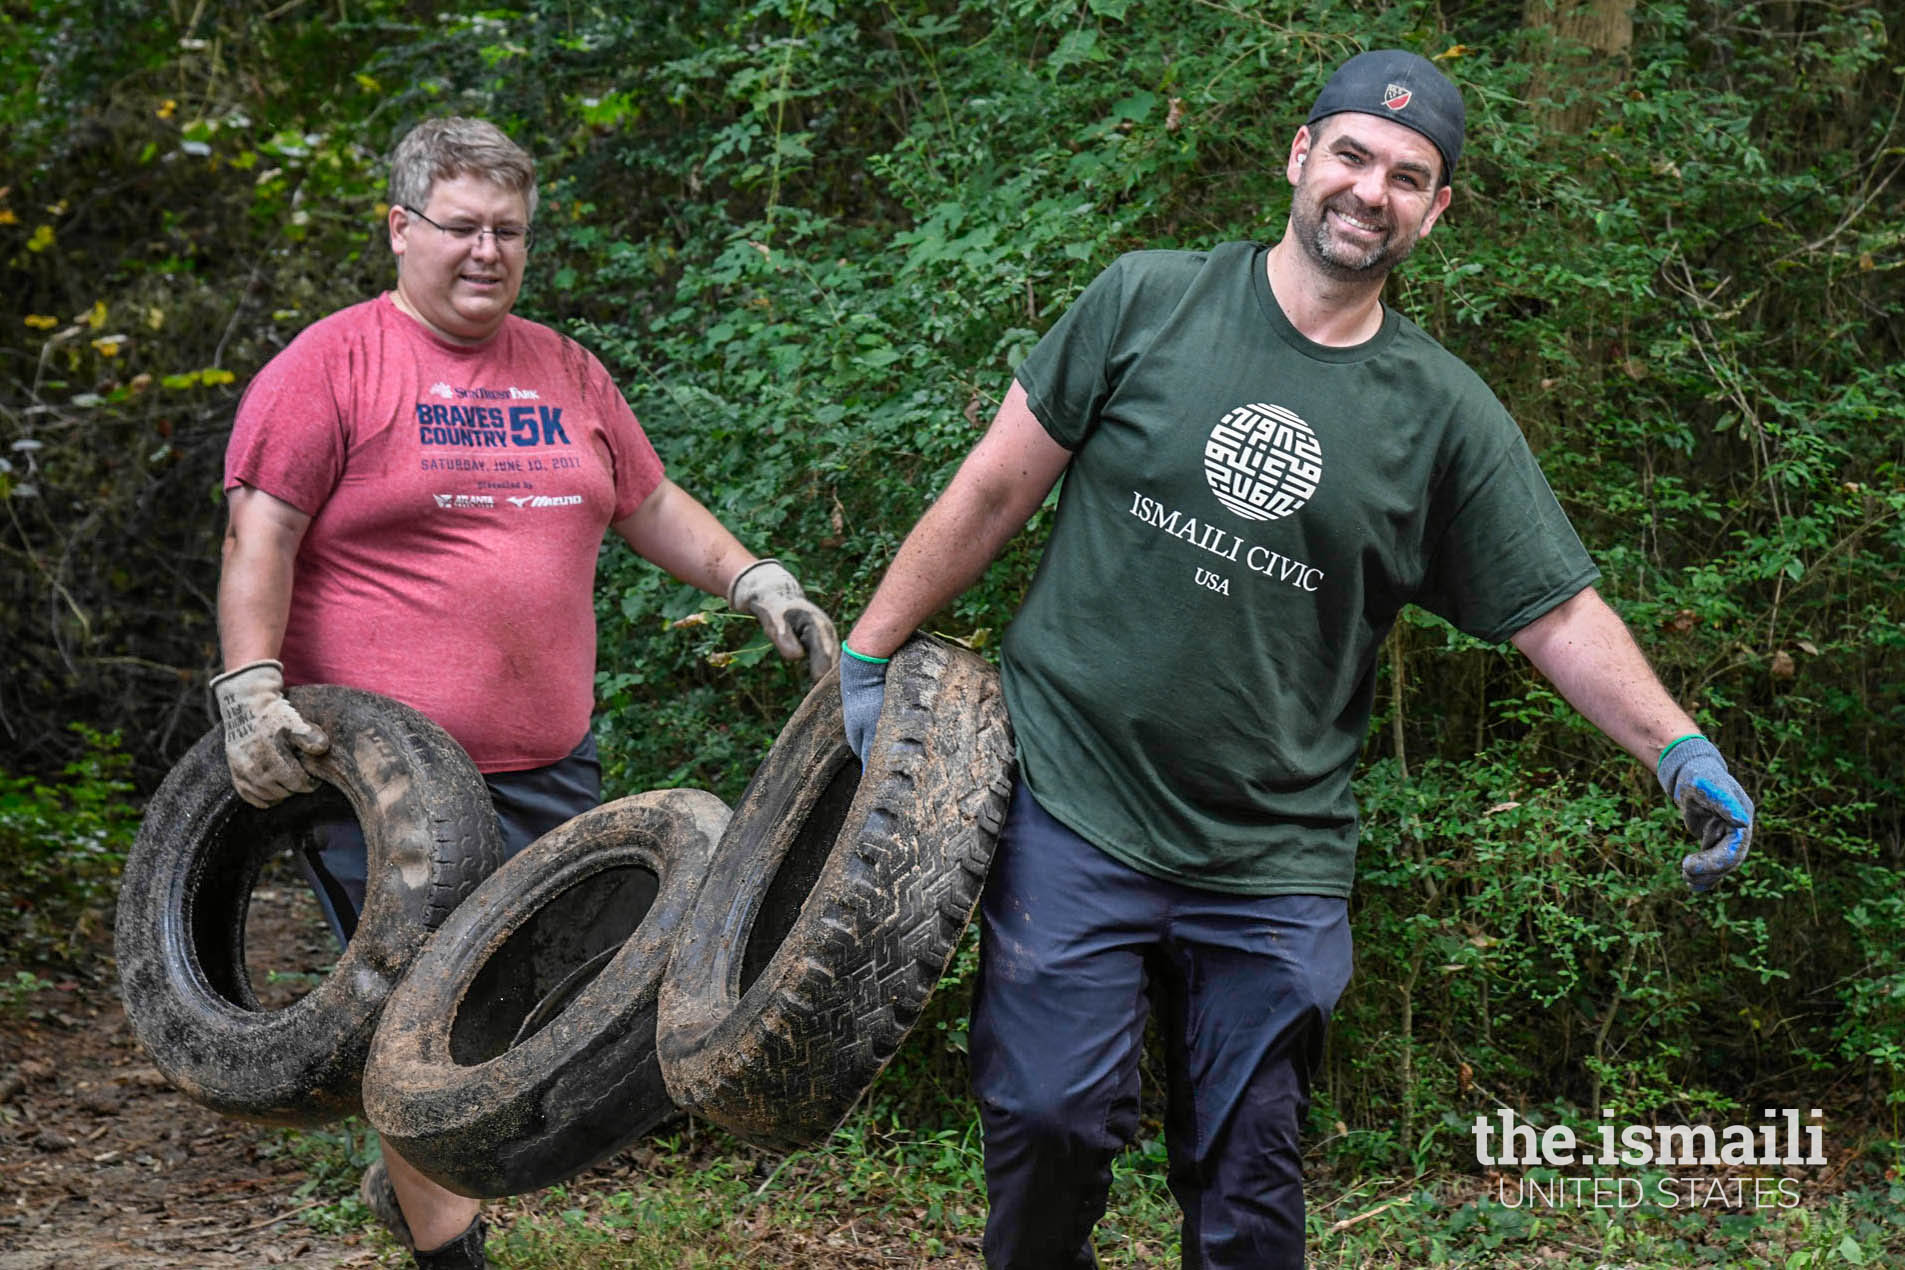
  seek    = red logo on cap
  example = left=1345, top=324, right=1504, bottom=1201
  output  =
left=1383, top=84, right=1411, bottom=111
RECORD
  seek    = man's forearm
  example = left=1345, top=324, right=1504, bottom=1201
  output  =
left=218, top=488, right=310, bottom=669
left=847, top=383, right=1072, bottom=659
left=847, top=495, right=1026, bottom=658
left=218, top=542, right=295, bottom=668
left=611, top=479, right=756, bottom=599
left=1509, top=586, right=1701, bottom=768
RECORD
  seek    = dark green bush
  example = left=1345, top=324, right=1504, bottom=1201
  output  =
left=0, top=727, right=141, bottom=966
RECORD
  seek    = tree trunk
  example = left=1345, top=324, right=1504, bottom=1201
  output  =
left=1521, top=0, right=1635, bottom=137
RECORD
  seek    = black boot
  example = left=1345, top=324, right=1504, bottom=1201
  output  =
left=414, top=1215, right=487, bottom=1270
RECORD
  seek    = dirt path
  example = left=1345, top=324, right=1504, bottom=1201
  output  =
left=2, top=854, right=987, bottom=1270
left=1, top=878, right=383, bottom=1269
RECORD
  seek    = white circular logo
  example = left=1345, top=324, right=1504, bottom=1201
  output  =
left=1203, top=403, right=1323, bottom=521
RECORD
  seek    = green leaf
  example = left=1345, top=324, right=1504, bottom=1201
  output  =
left=1110, top=92, right=1157, bottom=123
left=1048, top=29, right=1102, bottom=72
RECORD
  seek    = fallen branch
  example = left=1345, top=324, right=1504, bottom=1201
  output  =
left=1328, top=1197, right=1407, bottom=1234
left=237, top=1195, right=330, bottom=1233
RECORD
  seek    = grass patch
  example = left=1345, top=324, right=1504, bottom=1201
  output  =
left=279, top=1113, right=1904, bottom=1268
left=1305, top=1159, right=1905, bottom=1268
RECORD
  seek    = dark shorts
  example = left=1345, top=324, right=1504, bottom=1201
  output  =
left=297, top=730, right=602, bottom=947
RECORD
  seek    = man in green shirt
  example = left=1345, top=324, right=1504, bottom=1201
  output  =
left=839, top=49, right=1754, bottom=1269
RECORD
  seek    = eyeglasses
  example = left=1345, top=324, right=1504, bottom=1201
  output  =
left=401, top=205, right=533, bottom=251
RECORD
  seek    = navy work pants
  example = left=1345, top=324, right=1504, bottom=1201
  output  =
left=299, top=730, right=601, bottom=946
left=971, top=782, right=1353, bottom=1269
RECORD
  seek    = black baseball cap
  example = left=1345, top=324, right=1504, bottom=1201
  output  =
left=1306, top=49, right=1465, bottom=181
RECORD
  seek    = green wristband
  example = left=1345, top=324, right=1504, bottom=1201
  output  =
left=842, top=643, right=891, bottom=666
left=1655, top=732, right=1707, bottom=773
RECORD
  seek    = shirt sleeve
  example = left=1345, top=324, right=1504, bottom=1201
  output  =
left=1413, top=399, right=1601, bottom=644
left=1013, top=256, right=1133, bottom=451
left=223, top=326, right=349, bottom=515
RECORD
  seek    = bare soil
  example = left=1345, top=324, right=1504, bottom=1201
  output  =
left=0, top=870, right=387, bottom=1269
left=1, top=854, right=986, bottom=1270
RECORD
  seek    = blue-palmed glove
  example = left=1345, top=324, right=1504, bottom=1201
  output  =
left=1656, top=735, right=1755, bottom=892
left=839, top=644, right=889, bottom=762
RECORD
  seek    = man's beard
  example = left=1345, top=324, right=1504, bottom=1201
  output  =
left=1292, top=190, right=1421, bottom=281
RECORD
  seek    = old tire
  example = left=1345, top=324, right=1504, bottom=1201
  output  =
left=361, top=788, right=728, bottom=1197
left=113, top=685, right=504, bottom=1126
left=657, top=634, right=1016, bottom=1149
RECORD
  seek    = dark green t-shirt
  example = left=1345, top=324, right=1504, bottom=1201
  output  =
left=1004, top=242, right=1600, bottom=897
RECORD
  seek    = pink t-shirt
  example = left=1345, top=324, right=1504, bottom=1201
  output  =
left=225, top=294, right=665, bottom=771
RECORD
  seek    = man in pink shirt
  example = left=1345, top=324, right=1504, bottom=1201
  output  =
left=211, top=117, right=837, bottom=1270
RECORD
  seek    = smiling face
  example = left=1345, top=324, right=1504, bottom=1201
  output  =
left=1286, top=114, right=1452, bottom=283
left=388, top=173, right=531, bottom=344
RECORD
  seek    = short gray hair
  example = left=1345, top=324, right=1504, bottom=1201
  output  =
left=388, top=117, right=538, bottom=221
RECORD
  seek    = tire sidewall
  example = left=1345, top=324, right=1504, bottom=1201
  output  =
left=657, top=635, right=1015, bottom=1147
left=114, top=685, right=503, bottom=1125
left=363, top=788, right=728, bottom=1197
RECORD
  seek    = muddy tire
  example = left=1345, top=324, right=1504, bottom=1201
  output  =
left=362, top=789, right=728, bottom=1197
left=113, top=685, right=503, bottom=1126
left=656, top=634, right=1016, bottom=1149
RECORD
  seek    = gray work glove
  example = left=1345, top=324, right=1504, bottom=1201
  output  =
left=210, top=660, right=330, bottom=808
left=727, top=558, right=839, bottom=681
left=1656, top=736, right=1755, bottom=892
left=839, top=645, right=889, bottom=762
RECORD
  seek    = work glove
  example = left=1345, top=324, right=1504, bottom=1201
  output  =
left=727, top=559, right=839, bottom=681
left=210, top=660, right=330, bottom=809
left=839, top=645, right=889, bottom=763
left=1656, top=735, right=1755, bottom=892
